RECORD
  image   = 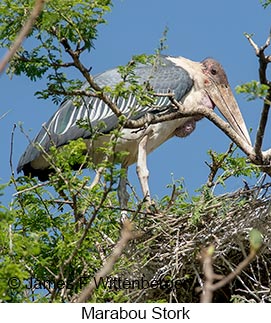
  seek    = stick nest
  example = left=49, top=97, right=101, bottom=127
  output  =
left=118, top=181, right=271, bottom=302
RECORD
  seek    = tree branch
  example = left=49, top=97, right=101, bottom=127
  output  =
left=59, top=37, right=123, bottom=118
left=205, top=143, right=234, bottom=187
left=245, top=32, right=271, bottom=157
left=169, top=97, right=253, bottom=154
left=200, top=245, right=258, bottom=303
left=0, top=0, right=47, bottom=74
left=255, top=103, right=270, bottom=157
left=169, top=96, right=271, bottom=177
left=75, top=219, right=140, bottom=302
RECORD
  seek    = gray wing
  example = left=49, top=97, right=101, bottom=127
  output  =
left=17, top=55, right=193, bottom=175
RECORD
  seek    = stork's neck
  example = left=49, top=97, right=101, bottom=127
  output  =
left=167, top=56, right=205, bottom=89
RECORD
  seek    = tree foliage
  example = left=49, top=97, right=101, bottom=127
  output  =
left=0, top=0, right=270, bottom=303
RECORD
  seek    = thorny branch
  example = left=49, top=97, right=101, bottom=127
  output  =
left=0, top=0, right=47, bottom=74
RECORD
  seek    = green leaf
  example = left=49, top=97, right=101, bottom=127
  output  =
left=260, top=0, right=271, bottom=9
left=249, top=229, right=263, bottom=252
left=235, top=81, right=270, bottom=101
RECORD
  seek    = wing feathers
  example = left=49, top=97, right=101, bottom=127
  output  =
left=17, top=55, right=193, bottom=173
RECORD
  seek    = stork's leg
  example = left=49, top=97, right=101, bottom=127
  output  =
left=136, top=134, right=151, bottom=204
left=118, top=166, right=129, bottom=222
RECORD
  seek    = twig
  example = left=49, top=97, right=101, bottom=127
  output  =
left=51, top=199, right=73, bottom=205
left=13, top=181, right=50, bottom=196
left=59, top=37, right=123, bottom=119
left=50, top=172, right=119, bottom=301
left=89, top=166, right=104, bottom=189
left=43, top=88, right=99, bottom=98
left=0, top=0, right=47, bottom=74
left=9, top=124, right=16, bottom=177
left=0, top=109, right=11, bottom=121
left=153, top=92, right=175, bottom=97
left=212, top=250, right=257, bottom=291
left=166, top=183, right=177, bottom=209
left=245, top=31, right=271, bottom=84
left=200, top=246, right=258, bottom=303
left=52, top=36, right=182, bottom=130
left=75, top=219, right=140, bottom=302
left=206, top=143, right=234, bottom=187
left=245, top=33, right=260, bottom=54
left=79, top=166, right=105, bottom=220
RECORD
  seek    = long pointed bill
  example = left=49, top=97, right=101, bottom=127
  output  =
left=206, top=84, right=252, bottom=146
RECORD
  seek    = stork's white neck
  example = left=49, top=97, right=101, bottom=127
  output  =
left=167, top=56, right=205, bottom=89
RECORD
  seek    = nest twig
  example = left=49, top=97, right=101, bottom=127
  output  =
left=114, top=181, right=271, bottom=303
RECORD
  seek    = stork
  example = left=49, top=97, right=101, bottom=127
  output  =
left=17, top=55, right=251, bottom=207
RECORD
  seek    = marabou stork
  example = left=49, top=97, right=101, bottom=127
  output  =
left=17, top=55, right=251, bottom=205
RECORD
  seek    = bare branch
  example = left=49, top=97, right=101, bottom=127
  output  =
left=0, top=109, right=11, bottom=121
left=169, top=97, right=253, bottom=154
left=200, top=246, right=258, bottom=303
left=245, top=31, right=271, bottom=64
left=244, top=33, right=260, bottom=55
left=0, top=0, right=47, bottom=74
left=245, top=32, right=271, bottom=163
left=153, top=92, right=175, bottom=97
left=88, top=166, right=104, bottom=189
left=262, top=31, right=271, bottom=51
left=200, top=246, right=216, bottom=303
left=9, top=124, right=16, bottom=177
left=45, top=88, right=99, bottom=98
left=13, top=181, right=50, bottom=196
left=254, top=103, right=270, bottom=157
left=211, top=250, right=257, bottom=291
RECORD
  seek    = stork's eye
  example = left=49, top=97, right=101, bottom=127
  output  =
left=211, top=68, right=217, bottom=75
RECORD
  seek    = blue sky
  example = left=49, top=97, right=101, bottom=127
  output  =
left=1, top=0, right=271, bottom=204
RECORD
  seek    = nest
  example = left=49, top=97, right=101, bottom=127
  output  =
left=119, top=181, right=271, bottom=303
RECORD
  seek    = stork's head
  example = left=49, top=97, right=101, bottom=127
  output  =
left=202, top=58, right=251, bottom=145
